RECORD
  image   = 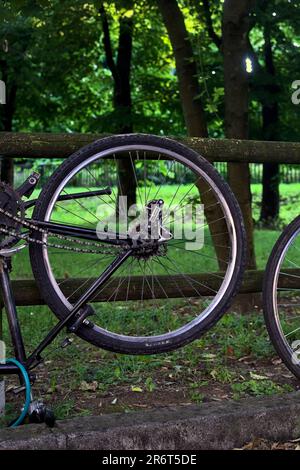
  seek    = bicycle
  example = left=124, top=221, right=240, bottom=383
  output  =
left=0, top=133, right=246, bottom=426
left=263, top=216, right=300, bottom=380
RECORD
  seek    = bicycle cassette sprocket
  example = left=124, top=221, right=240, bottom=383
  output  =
left=0, top=182, right=25, bottom=249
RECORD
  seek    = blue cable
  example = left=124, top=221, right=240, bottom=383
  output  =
left=6, top=358, right=31, bottom=428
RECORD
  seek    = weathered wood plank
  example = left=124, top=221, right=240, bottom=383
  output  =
left=3, top=269, right=299, bottom=307
left=1, top=132, right=300, bottom=163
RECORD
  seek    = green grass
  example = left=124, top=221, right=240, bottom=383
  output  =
left=231, top=380, right=294, bottom=400
left=2, top=306, right=274, bottom=383
left=252, top=182, right=300, bottom=227
left=0, top=305, right=293, bottom=424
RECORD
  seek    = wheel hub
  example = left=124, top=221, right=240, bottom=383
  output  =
left=131, top=199, right=171, bottom=260
left=133, top=241, right=167, bottom=260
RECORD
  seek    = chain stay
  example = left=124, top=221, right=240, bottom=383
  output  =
left=0, top=207, right=121, bottom=255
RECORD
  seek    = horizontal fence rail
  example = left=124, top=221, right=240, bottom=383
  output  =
left=1, top=132, right=300, bottom=163
left=0, top=269, right=299, bottom=307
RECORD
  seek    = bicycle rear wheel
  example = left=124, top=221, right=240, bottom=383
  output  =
left=263, top=216, right=300, bottom=379
left=29, top=134, right=246, bottom=354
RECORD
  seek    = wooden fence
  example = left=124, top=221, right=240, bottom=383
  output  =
left=0, top=132, right=300, bottom=307
left=13, top=160, right=300, bottom=188
left=1, top=132, right=300, bottom=163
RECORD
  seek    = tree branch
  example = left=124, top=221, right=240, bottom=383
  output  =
left=99, top=3, right=118, bottom=82
left=202, top=0, right=222, bottom=50
left=116, top=9, right=133, bottom=86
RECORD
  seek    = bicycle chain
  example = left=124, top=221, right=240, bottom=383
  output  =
left=0, top=207, right=122, bottom=255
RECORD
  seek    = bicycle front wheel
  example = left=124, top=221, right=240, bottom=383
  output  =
left=263, top=216, right=300, bottom=379
left=30, top=134, right=246, bottom=354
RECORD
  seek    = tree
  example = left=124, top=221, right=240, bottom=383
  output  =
left=157, top=0, right=231, bottom=270
left=193, top=0, right=257, bottom=268
left=0, top=1, right=33, bottom=184
left=259, top=23, right=280, bottom=223
left=200, top=0, right=300, bottom=230
left=222, top=0, right=256, bottom=269
left=157, top=0, right=208, bottom=137
left=244, top=1, right=281, bottom=225
left=249, top=0, right=300, bottom=224
left=99, top=1, right=136, bottom=211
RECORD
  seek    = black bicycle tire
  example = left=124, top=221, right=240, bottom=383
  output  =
left=263, top=215, right=300, bottom=380
left=29, top=134, right=246, bottom=354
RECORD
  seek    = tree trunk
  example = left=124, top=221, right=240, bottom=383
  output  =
left=157, top=0, right=207, bottom=137
left=114, top=8, right=136, bottom=213
left=158, top=0, right=230, bottom=270
left=260, top=25, right=280, bottom=224
left=222, top=0, right=256, bottom=269
left=260, top=162, right=279, bottom=222
left=0, top=60, right=16, bottom=186
left=100, top=2, right=136, bottom=213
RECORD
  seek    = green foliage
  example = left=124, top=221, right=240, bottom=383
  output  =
left=231, top=379, right=293, bottom=400
left=1, top=0, right=183, bottom=134
left=190, top=391, right=204, bottom=404
left=249, top=0, right=300, bottom=141
left=1, top=0, right=299, bottom=141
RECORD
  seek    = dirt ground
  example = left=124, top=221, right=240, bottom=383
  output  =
left=3, top=348, right=299, bottom=418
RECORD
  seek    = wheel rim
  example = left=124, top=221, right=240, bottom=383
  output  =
left=271, top=226, right=300, bottom=368
left=39, top=143, right=238, bottom=343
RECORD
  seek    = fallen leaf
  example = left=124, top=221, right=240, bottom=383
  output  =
left=250, top=372, right=268, bottom=380
left=226, top=346, right=235, bottom=357
left=241, top=441, right=254, bottom=450
left=131, top=386, right=143, bottom=393
left=272, top=357, right=282, bottom=365
left=79, top=380, right=98, bottom=392
left=201, top=353, right=216, bottom=361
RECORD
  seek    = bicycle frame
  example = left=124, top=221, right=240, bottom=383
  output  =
left=0, top=182, right=167, bottom=379
left=0, top=250, right=132, bottom=377
left=0, top=186, right=134, bottom=378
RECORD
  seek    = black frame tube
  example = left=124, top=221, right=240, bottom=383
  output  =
left=27, top=219, right=131, bottom=246
left=24, top=187, right=112, bottom=210
left=25, top=249, right=132, bottom=368
left=0, top=363, right=20, bottom=374
left=0, top=182, right=135, bottom=378
left=0, top=249, right=132, bottom=376
left=0, top=259, right=26, bottom=364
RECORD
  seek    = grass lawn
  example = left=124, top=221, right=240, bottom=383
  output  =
left=1, top=181, right=300, bottom=426
left=252, top=182, right=300, bottom=227
left=1, top=307, right=298, bottom=426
